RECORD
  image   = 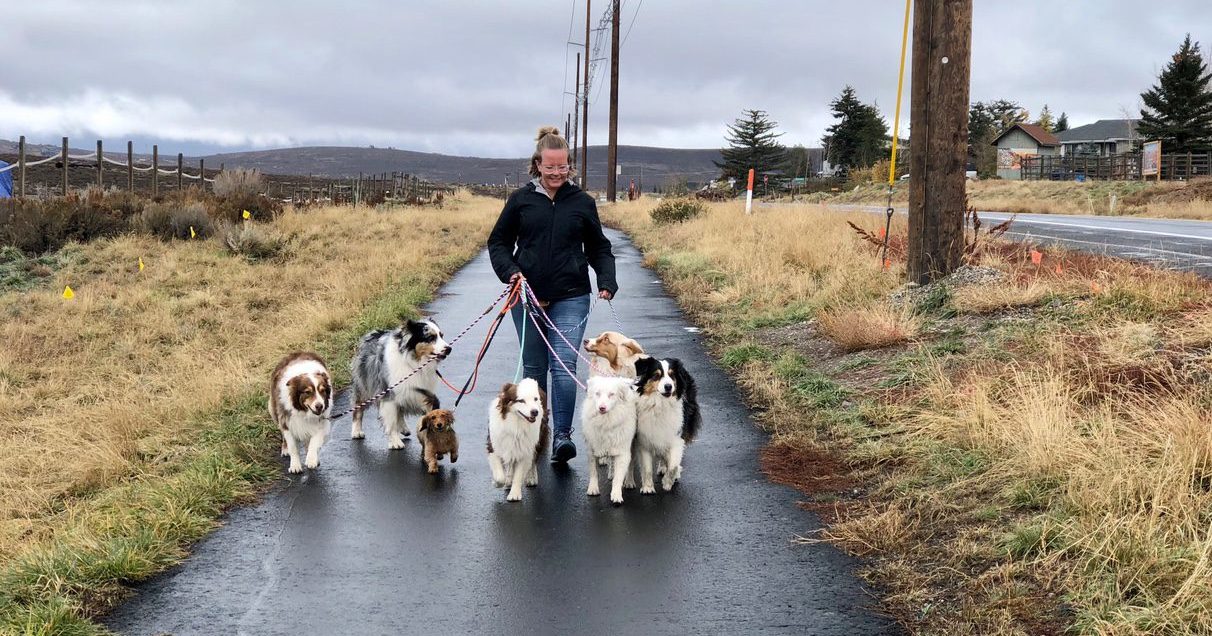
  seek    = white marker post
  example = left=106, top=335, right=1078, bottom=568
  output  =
left=744, top=168, right=754, bottom=215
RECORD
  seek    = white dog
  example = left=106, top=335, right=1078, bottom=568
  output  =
left=487, top=378, right=549, bottom=502
left=580, top=375, right=638, bottom=504
left=633, top=357, right=702, bottom=493
left=268, top=352, right=333, bottom=474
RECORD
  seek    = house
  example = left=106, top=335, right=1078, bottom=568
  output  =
left=1056, top=119, right=1140, bottom=156
left=991, top=123, right=1060, bottom=180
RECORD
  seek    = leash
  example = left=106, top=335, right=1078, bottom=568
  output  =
left=451, top=279, right=523, bottom=407
left=521, top=282, right=617, bottom=379
left=327, top=281, right=520, bottom=420
left=522, top=293, right=589, bottom=392
left=513, top=300, right=527, bottom=382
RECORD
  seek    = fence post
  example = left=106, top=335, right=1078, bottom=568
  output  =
left=177, top=153, right=183, bottom=191
left=127, top=141, right=134, bottom=193
left=17, top=135, right=25, bottom=198
left=62, top=137, right=69, bottom=196
left=152, top=145, right=159, bottom=197
left=199, top=158, right=205, bottom=191
left=96, top=140, right=103, bottom=189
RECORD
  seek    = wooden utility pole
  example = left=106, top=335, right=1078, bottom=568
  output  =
left=581, top=0, right=590, bottom=190
left=573, top=51, right=581, bottom=176
left=606, top=0, right=620, bottom=202
left=907, top=0, right=972, bottom=284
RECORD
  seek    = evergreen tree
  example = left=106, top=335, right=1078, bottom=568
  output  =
left=1055, top=112, right=1070, bottom=133
left=821, top=86, right=889, bottom=170
left=1139, top=34, right=1212, bottom=152
left=1035, top=104, right=1055, bottom=132
left=968, top=100, right=1029, bottom=177
left=715, top=109, right=786, bottom=181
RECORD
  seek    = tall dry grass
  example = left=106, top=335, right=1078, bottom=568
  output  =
left=602, top=199, right=905, bottom=331
left=602, top=197, right=1212, bottom=632
left=0, top=195, right=499, bottom=561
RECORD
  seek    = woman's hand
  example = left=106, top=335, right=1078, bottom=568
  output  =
left=598, top=289, right=613, bottom=301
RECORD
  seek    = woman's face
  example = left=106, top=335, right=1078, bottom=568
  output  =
left=536, top=149, right=570, bottom=192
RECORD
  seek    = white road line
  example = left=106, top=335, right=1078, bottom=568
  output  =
left=983, top=214, right=1212, bottom=243
left=1003, top=231, right=1212, bottom=262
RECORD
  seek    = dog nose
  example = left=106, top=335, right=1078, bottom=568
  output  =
left=598, top=405, right=607, bottom=414
left=530, top=409, right=539, bottom=418
left=583, top=339, right=590, bottom=347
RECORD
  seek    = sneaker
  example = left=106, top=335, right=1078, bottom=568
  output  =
left=551, top=436, right=577, bottom=464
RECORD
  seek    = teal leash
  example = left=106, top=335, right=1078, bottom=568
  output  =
left=513, top=300, right=527, bottom=382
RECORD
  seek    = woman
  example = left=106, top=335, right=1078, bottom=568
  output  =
left=487, top=126, right=617, bottom=464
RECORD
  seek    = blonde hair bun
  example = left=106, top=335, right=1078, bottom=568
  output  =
left=536, top=126, right=561, bottom=141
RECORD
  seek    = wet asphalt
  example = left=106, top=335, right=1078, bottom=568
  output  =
left=104, top=228, right=899, bottom=636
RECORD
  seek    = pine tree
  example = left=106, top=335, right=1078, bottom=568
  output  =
left=821, top=86, right=889, bottom=170
left=715, top=109, right=786, bottom=182
left=968, top=100, right=1028, bottom=177
left=1035, top=104, right=1055, bottom=132
left=1139, top=34, right=1212, bottom=152
left=1055, top=112, right=1070, bottom=133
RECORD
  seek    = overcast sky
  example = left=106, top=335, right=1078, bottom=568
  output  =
left=2, top=1, right=1206, bottom=158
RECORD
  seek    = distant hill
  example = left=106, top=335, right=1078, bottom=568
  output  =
left=0, top=138, right=726, bottom=191
left=198, top=145, right=725, bottom=190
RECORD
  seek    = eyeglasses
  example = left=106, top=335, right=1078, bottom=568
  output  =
left=539, top=165, right=571, bottom=173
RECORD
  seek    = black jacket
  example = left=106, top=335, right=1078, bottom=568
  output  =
left=487, top=181, right=617, bottom=302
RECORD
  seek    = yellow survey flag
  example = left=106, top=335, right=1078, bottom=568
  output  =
left=190, top=226, right=196, bottom=239
left=62, top=285, right=75, bottom=300
left=138, top=257, right=145, bottom=272
left=242, top=210, right=251, bottom=220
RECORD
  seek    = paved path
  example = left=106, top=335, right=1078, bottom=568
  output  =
left=826, top=204, right=1212, bottom=276
left=105, top=229, right=898, bottom=636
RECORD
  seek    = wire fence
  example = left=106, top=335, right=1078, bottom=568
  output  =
left=2, top=135, right=456, bottom=206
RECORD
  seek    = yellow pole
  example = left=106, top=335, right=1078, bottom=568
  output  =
left=887, top=0, right=912, bottom=186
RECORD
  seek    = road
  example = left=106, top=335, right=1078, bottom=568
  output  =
left=828, top=204, right=1212, bottom=276
left=105, top=229, right=898, bottom=636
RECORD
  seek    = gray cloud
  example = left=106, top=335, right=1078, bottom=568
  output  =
left=2, top=1, right=1206, bottom=157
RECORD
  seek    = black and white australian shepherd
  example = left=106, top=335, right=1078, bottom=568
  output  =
left=350, top=318, right=451, bottom=450
left=580, top=375, right=638, bottom=504
left=632, top=357, right=702, bottom=493
left=268, top=352, right=334, bottom=474
left=487, top=378, right=549, bottom=502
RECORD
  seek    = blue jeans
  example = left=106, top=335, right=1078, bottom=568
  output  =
left=511, top=293, right=591, bottom=440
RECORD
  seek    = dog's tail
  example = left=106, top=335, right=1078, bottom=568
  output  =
left=673, top=359, right=701, bottom=443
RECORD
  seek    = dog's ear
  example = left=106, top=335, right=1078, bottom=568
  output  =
left=634, top=356, right=657, bottom=378
left=418, top=411, right=433, bottom=432
left=499, top=382, right=515, bottom=398
left=622, top=338, right=644, bottom=356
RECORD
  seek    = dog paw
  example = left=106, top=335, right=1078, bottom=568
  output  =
left=610, top=492, right=624, bottom=505
left=350, top=430, right=365, bottom=440
left=640, top=484, right=656, bottom=495
left=587, top=485, right=600, bottom=496
left=305, top=458, right=320, bottom=470
left=427, top=466, right=439, bottom=474
left=388, top=436, right=406, bottom=450
left=506, top=489, right=522, bottom=502
left=662, top=477, right=677, bottom=492
left=525, top=477, right=538, bottom=487
left=288, top=463, right=303, bottom=474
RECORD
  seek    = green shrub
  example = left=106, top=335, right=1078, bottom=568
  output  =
left=218, top=222, right=289, bottom=261
left=136, top=202, right=212, bottom=240
left=650, top=198, right=705, bottom=225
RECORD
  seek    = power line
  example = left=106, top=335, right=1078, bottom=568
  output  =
left=621, top=0, right=642, bottom=47
left=562, top=0, right=579, bottom=121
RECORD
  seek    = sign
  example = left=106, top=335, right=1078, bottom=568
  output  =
left=1142, top=140, right=1161, bottom=177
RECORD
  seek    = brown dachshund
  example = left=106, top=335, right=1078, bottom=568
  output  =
left=417, top=409, right=458, bottom=474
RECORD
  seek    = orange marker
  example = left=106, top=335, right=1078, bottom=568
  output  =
left=1030, top=250, right=1043, bottom=265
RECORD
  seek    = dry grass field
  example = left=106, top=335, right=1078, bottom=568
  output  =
left=0, top=195, right=498, bottom=631
left=602, top=198, right=1212, bottom=634
left=822, top=178, right=1212, bottom=220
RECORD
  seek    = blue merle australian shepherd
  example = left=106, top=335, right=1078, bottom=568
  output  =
left=350, top=318, right=451, bottom=450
